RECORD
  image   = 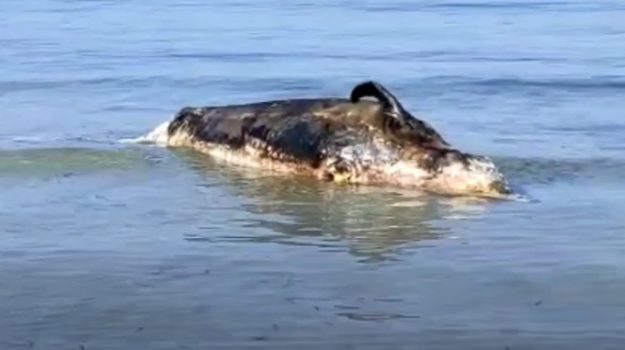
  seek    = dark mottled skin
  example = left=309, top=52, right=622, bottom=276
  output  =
left=169, top=99, right=357, bottom=166
left=167, top=81, right=472, bottom=176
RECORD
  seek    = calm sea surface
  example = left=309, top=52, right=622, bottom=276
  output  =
left=2, top=1, right=625, bottom=349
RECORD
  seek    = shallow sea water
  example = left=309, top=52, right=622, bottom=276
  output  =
left=2, top=1, right=625, bottom=349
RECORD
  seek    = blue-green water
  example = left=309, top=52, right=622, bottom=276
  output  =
left=2, top=1, right=625, bottom=349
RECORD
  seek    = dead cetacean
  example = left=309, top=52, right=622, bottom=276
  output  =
left=152, top=80, right=512, bottom=198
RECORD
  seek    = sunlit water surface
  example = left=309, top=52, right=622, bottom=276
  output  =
left=2, top=1, right=625, bottom=349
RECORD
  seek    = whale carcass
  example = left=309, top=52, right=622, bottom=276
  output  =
left=150, top=81, right=512, bottom=198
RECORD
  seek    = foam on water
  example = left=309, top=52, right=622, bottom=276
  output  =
left=119, top=121, right=171, bottom=146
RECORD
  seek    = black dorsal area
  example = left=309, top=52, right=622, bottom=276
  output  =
left=349, top=81, right=405, bottom=118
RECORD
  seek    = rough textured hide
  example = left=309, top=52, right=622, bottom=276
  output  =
left=167, top=98, right=395, bottom=176
left=161, top=81, right=512, bottom=197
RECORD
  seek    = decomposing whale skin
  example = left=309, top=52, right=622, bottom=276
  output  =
left=153, top=81, right=512, bottom=198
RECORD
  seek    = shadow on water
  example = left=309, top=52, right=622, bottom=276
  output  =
left=163, top=146, right=625, bottom=259
left=170, top=149, right=501, bottom=262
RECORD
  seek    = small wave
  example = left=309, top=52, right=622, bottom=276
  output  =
left=1, top=134, right=122, bottom=150
left=119, top=121, right=171, bottom=145
left=495, top=155, right=625, bottom=188
left=0, top=76, right=329, bottom=96
left=0, top=146, right=156, bottom=180
left=468, top=77, right=625, bottom=92
left=408, top=76, right=625, bottom=95
left=0, top=76, right=207, bottom=95
left=353, top=0, right=588, bottom=13
left=7, top=136, right=48, bottom=145
left=430, top=1, right=573, bottom=10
